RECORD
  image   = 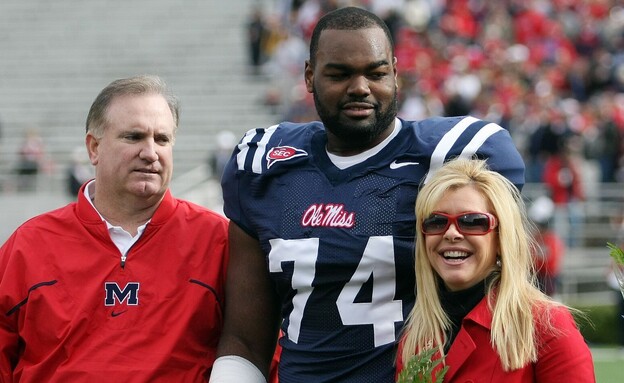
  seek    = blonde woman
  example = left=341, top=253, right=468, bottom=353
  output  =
left=397, top=159, right=594, bottom=382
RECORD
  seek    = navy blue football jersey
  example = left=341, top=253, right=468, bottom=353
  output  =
left=221, top=116, right=525, bottom=383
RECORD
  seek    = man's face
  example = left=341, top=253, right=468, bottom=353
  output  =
left=305, top=27, right=398, bottom=153
left=86, top=93, right=175, bottom=202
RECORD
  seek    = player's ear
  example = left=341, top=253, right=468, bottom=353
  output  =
left=393, top=57, right=398, bottom=82
left=304, top=60, right=314, bottom=93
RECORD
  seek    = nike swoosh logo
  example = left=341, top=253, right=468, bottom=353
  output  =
left=389, top=160, right=420, bottom=169
left=111, top=310, right=127, bottom=317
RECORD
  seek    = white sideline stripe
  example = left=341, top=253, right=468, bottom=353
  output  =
left=591, top=347, right=624, bottom=361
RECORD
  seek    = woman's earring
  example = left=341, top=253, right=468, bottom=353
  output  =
left=496, top=256, right=502, bottom=268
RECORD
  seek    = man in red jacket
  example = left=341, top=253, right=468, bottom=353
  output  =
left=0, top=75, right=229, bottom=382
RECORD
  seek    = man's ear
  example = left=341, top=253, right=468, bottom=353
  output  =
left=304, top=60, right=314, bottom=93
left=393, top=56, right=398, bottom=83
left=85, top=133, right=99, bottom=166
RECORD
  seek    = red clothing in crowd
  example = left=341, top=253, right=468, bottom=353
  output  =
left=533, top=229, right=565, bottom=296
left=542, top=154, right=585, bottom=205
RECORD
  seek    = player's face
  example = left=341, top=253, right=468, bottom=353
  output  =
left=305, top=27, right=398, bottom=152
left=424, top=186, right=500, bottom=292
left=87, top=93, right=175, bottom=201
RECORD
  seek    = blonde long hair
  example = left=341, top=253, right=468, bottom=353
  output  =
left=401, top=158, right=562, bottom=371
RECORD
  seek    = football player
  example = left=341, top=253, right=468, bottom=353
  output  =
left=210, top=7, right=524, bottom=383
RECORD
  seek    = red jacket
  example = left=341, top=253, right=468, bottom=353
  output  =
left=542, top=155, right=585, bottom=205
left=0, top=186, right=229, bottom=382
left=397, top=297, right=595, bottom=382
left=533, top=230, right=565, bottom=278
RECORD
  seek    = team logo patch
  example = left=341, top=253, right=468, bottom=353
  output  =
left=302, top=203, right=355, bottom=228
left=104, top=282, right=140, bottom=306
left=266, top=146, right=308, bottom=169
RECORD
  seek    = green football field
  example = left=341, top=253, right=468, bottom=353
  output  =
left=592, top=347, right=623, bottom=382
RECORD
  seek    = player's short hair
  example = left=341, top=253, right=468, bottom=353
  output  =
left=85, top=74, right=179, bottom=138
left=309, top=6, right=395, bottom=65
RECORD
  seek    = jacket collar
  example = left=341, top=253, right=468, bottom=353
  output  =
left=75, top=181, right=177, bottom=234
left=443, top=296, right=493, bottom=381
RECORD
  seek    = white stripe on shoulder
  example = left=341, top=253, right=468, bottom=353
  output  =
left=236, top=129, right=258, bottom=171
left=458, top=122, right=503, bottom=159
left=424, top=116, right=478, bottom=183
left=235, top=124, right=279, bottom=173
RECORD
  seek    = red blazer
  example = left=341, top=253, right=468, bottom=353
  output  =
left=397, top=297, right=595, bottom=382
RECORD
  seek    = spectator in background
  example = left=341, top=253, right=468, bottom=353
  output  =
left=587, top=94, right=622, bottom=182
left=247, top=6, right=268, bottom=75
left=0, top=75, right=229, bottom=381
left=15, top=128, right=45, bottom=191
left=369, top=0, right=404, bottom=43
left=265, top=23, right=308, bottom=116
left=542, top=134, right=586, bottom=247
left=527, top=108, right=572, bottom=183
left=66, top=146, right=94, bottom=197
left=209, top=130, right=237, bottom=181
left=529, top=195, right=565, bottom=297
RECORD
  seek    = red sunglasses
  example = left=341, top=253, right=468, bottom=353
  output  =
left=421, top=212, right=498, bottom=235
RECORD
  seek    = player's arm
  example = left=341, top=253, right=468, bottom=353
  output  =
left=210, top=222, right=281, bottom=383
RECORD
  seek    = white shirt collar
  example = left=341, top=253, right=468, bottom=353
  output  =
left=327, top=118, right=401, bottom=170
left=84, top=180, right=148, bottom=256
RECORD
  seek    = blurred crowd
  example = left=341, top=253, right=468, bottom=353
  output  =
left=247, top=0, right=624, bottom=184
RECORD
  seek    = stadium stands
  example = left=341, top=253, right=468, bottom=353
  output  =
left=0, top=0, right=278, bottom=180
left=0, top=0, right=279, bottom=239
